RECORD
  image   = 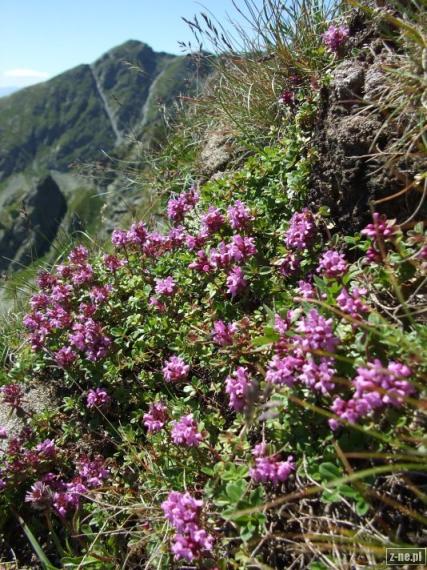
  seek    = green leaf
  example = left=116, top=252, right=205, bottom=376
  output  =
left=319, top=462, right=342, bottom=482
left=355, top=498, right=370, bottom=516
left=226, top=480, right=247, bottom=503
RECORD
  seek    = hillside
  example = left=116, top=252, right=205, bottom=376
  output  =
left=0, top=40, right=210, bottom=275
left=0, top=1, right=425, bottom=569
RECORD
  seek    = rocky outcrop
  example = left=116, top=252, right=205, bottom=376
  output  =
left=309, top=16, right=426, bottom=233
left=0, top=175, right=67, bottom=271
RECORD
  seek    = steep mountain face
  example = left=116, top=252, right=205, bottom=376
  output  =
left=0, top=40, right=209, bottom=274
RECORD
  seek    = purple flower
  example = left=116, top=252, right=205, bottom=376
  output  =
left=46, top=305, right=72, bottom=329
left=322, top=25, right=349, bottom=52
left=35, top=439, right=56, bottom=458
left=296, top=280, right=315, bottom=300
left=278, top=89, right=295, bottom=105
left=36, top=271, right=57, bottom=291
left=25, top=481, right=53, bottom=510
left=68, top=245, right=89, bottom=264
left=228, top=235, right=257, bottom=263
left=1, top=384, right=24, bottom=410
left=148, top=296, right=166, bottom=312
left=171, top=414, right=202, bottom=447
left=226, top=267, right=247, bottom=297
left=225, top=366, right=253, bottom=411
left=361, top=213, right=398, bottom=242
left=167, top=188, right=199, bottom=223
left=317, top=250, right=348, bottom=278
left=210, top=242, right=233, bottom=269
left=295, top=309, right=338, bottom=354
left=71, top=264, right=94, bottom=286
left=250, top=454, right=295, bottom=485
left=89, top=285, right=111, bottom=305
left=54, top=346, right=77, bottom=368
left=167, top=195, right=188, bottom=223
left=0, top=427, right=7, bottom=439
left=127, top=221, right=148, bottom=245
left=201, top=206, right=224, bottom=234
left=227, top=200, right=254, bottom=230
left=299, top=357, right=336, bottom=395
left=185, top=232, right=209, bottom=251
left=161, top=491, right=203, bottom=532
left=188, top=250, right=214, bottom=273
left=266, top=355, right=302, bottom=386
left=111, top=229, right=131, bottom=248
left=329, top=396, right=371, bottom=430
left=285, top=209, right=316, bottom=250
left=337, top=287, right=368, bottom=319
left=155, top=276, right=177, bottom=297
left=29, top=293, right=50, bottom=310
left=69, top=318, right=111, bottom=362
left=168, top=226, right=187, bottom=248
left=212, top=320, right=237, bottom=346
left=86, top=388, right=111, bottom=409
left=162, top=356, right=190, bottom=383
left=143, top=402, right=168, bottom=433
left=51, top=283, right=73, bottom=303
left=353, top=360, right=413, bottom=408
left=103, top=254, right=127, bottom=272
left=365, top=246, right=382, bottom=263
left=278, top=253, right=300, bottom=277
left=77, top=456, right=109, bottom=488
left=53, top=491, right=79, bottom=518
left=171, top=526, right=214, bottom=561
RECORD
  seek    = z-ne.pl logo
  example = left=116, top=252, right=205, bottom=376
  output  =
left=386, top=548, right=426, bottom=565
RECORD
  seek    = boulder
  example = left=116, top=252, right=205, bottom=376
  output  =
left=0, top=175, right=67, bottom=272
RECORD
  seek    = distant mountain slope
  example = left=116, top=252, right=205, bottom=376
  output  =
left=0, top=40, right=205, bottom=181
left=0, top=40, right=211, bottom=276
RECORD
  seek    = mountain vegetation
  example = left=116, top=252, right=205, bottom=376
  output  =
left=0, top=40, right=210, bottom=278
left=0, top=1, right=426, bottom=569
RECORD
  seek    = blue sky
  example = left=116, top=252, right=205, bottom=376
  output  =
left=0, top=0, right=262, bottom=89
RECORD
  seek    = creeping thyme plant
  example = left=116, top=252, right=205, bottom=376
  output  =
left=0, top=2, right=426, bottom=568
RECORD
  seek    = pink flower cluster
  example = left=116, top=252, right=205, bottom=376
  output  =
left=227, top=200, right=254, bottom=230
left=278, top=253, right=300, bottom=277
left=225, top=366, right=253, bottom=411
left=162, top=356, right=190, bottom=383
left=69, top=317, right=111, bottom=362
left=285, top=209, right=316, bottom=250
left=161, top=491, right=213, bottom=561
left=322, top=25, right=349, bottom=52
left=226, top=266, right=247, bottom=297
left=265, top=309, right=337, bottom=394
left=362, top=213, right=398, bottom=242
left=25, top=455, right=108, bottom=518
left=317, top=250, right=348, bottom=278
left=329, top=360, right=414, bottom=429
left=250, top=444, right=295, bottom=485
left=1, top=384, right=24, bottom=410
left=155, top=276, right=177, bottom=296
left=171, top=414, right=202, bottom=447
left=86, top=388, right=111, bottom=409
left=337, top=287, right=368, bottom=319
left=143, top=402, right=168, bottom=433
left=167, top=186, right=199, bottom=223
left=201, top=206, right=225, bottom=235
left=212, top=320, right=237, bottom=346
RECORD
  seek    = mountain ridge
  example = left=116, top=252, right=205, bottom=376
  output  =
left=0, top=39, right=211, bottom=277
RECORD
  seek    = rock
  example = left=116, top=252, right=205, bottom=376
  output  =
left=331, top=60, right=365, bottom=103
left=0, top=382, right=59, bottom=448
left=199, top=130, right=235, bottom=177
left=309, top=37, right=426, bottom=233
left=0, top=175, right=67, bottom=272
